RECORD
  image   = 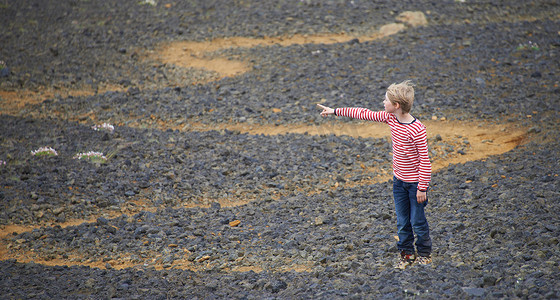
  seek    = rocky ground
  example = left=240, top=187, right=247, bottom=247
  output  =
left=1, top=0, right=559, bottom=299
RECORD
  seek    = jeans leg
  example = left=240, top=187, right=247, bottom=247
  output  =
left=393, top=177, right=414, bottom=254
left=409, top=183, right=432, bottom=256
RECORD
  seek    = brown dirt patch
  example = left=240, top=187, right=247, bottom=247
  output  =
left=182, top=197, right=255, bottom=209
left=231, top=262, right=312, bottom=273
left=150, top=23, right=406, bottom=81
left=148, top=10, right=426, bottom=81
left=0, top=84, right=125, bottom=116
left=1, top=224, right=312, bottom=272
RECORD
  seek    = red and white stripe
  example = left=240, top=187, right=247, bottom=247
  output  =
left=335, top=107, right=432, bottom=191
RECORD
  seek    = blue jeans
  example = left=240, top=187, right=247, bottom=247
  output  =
left=393, top=176, right=432, bottom=257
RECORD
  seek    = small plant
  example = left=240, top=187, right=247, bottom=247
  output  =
left=31, top=147, right=58, bottom=157
left=0, top=160, right=6, bottom=166
left=0, top=60, right=8, bottom=77
left=140, top=0, right=157, bottom=6
left=92, top=123, right=115, bottom=133
left=74, top=151, right=108, bottom=163
left=516, top=41, right=540, bottom=51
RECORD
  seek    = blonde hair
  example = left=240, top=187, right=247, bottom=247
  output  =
left=386, top=80, right=415, bottom=113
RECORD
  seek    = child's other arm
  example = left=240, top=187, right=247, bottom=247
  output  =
left=414, top=128, right=432, bottom=199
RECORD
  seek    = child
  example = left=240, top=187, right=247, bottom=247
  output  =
left=317, top=80, right=432, bottom=269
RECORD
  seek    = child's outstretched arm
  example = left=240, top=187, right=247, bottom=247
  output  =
left=317, top=104, right=335, bottom=117
left=318, top=104, right=389, bottom=123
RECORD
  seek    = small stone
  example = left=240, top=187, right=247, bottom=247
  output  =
left=53, top=207, right=65, bottom=215
left=530, top=71, right=541, bottom=78
left=395, top=11, right=428, bottom=27
left=139, top=181, right=151, bottom=189
left=106, top=226, right=117, bottom=234
left=229, top=220, right=241, bottom=227
left=462, top=287, right=485, bottom=297
left=265, top=279, right=288, bottom=293
left=475, top=77, right=485, bottom=86
left=197, top=255, right=211, bottom=262
left=97, top=217, right=109, bottom=226
left=528, top=126, right=541, bottom=134
left=84, top=278, right=96, bottom=289
left=483, top=276, right=497, bottom=287
left=0, top=66, right=9, bottom=77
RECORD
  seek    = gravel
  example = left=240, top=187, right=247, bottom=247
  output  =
left=1, top=0, right=559, bottom=299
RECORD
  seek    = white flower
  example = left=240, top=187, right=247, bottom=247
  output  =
left=517, top=41, right=539, bottom=51
left=73, top=151, right=108, bottom=162
left=31, top=147, right=58, bottom=156
left=141, top=0, right=157, bottom=6
left=92, top=123, right=115, bottom=133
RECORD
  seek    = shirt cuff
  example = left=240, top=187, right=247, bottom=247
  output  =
left=418, top=183, right=429, bottom=192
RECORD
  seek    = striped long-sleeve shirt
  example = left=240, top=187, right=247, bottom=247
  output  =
left=335, top=107, right=432, bottom=191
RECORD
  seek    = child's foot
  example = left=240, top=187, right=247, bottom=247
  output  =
left=394, top=251, right=416, bottom=269
left=415, top=255, right=432, bottom=265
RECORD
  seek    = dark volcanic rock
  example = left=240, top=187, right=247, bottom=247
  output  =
left=1, top=0, right=559, bottom=299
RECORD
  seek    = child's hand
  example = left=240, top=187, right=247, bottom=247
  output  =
left=417, top=190, right=427, bottom=203
left=317, top=104, right=335, bottom=117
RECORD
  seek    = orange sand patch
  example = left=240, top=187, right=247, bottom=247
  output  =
left=0, top=84, right=125, bottom=115
left=151, top=23, right=406, bottom=80
left=149, top=10, right=427, bottom=80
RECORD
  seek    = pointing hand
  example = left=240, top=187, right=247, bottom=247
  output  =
left=317, top=104, right=335, bottom=117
